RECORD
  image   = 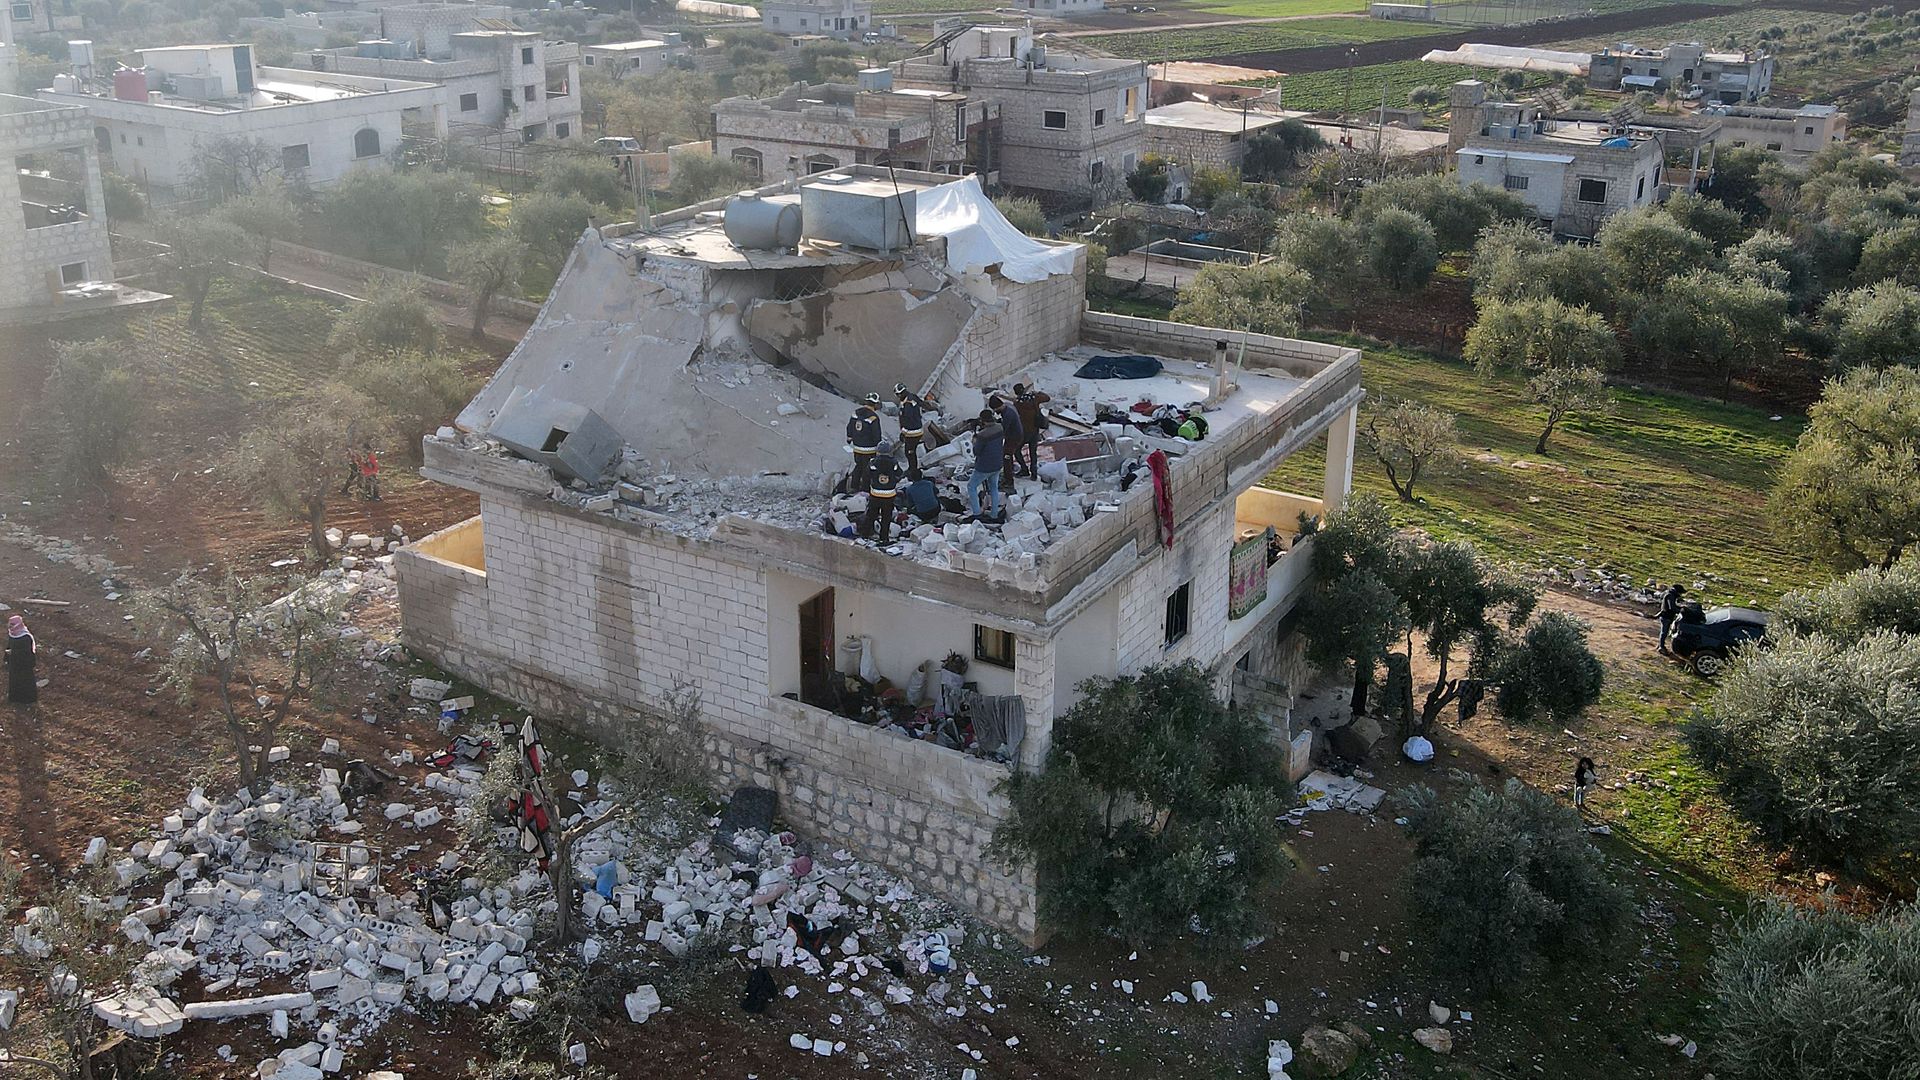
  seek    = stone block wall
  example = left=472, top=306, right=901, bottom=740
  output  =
left=1144, top=123, right=1242, bottom=173
left=395, top=499, right=1041, bottom=939
left=954, top=255, right=1087, bottom=392
left=0, top=99, right=113, bottom=311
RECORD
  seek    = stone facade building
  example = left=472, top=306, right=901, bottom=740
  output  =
left=1450, top=80, right=1664, bottom=239
left=392, top=166, right=1361, bottom=940
left=712, top=73, right=997, bottom=181
left=307, top=29, right=583, bottom=143
left=1142, top=99, right=1291, bottom=172
left=1588, top=42, right=1774, bottom=104
left=37, top=43, right=442, bottom=196
left=1709, top=102, right=1844, bottom=167
left=891, top=24, right=1147, bottom=206
left=0, top=92, right=113, bottom=317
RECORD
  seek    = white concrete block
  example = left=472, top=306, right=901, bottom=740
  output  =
left=183, top=992, right=314, bottom=1020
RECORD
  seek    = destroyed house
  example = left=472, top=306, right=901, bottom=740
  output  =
left=394, top=167, right=1363, bottom=939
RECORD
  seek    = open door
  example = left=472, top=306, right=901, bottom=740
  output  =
left=798, top=587, right=836, bottom=708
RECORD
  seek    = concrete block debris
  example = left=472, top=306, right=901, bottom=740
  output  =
left=1297, top=770, right=1388, bottom=814
left=624, top=984, right=661, bottom=1023
left=408, top=678, right=452, bottom=701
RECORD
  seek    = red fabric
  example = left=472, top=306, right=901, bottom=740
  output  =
left=360, top=451, right=379, bottom=477
left=1147, top=449, right=1173, bottom=550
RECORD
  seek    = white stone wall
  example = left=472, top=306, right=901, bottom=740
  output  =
left=0, top=98, right=114, bottom=310
left=1144, top=123, right=1244, bottom=172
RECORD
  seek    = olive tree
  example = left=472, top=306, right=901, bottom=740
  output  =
left=1170, top=260, right=1313, bottom=338
left=1271, top=213, right=1361, bottom=303
left=231, top=384, right=394, bottom=561
left=1769, top=366, right=1920, bottom=571
left=991, top=663, right=1290, bottom=946
left=156, top=213, right=254, bottom=331
left=1363, top=206, right=1439, bottom=290
left=44, top=338, right=145, bottom=488
left=1401, top=540, right=1537, bottom=732
left=1493, top=611, right=1605, bottom=724
left=1464, top=296, right=1619, bottom=378
left=1397, top=773, right=1633, bottom=994
left=1630, top=269, right=1789, bottom=399
left=1300, top=493, right=1412, bottom=718
left=1773, top=552, right=1920, bottom=642
left=339, top=349, right=477, bottom=461
left=448, top=234, right=527, bottom=340
left=1360, top=398, right=1460, bottom=502
left=1597, top=206, right=1713, bottom=298
left=1527, top=363, right=1613, bottom=454
left=328, top=276, right=442, bottom=357
left=220, top=181, right=302, bottom=272
left=1818, top=281, right=1920, bottom=370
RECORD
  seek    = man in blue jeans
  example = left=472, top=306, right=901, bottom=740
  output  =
left=967, top=408, right=1005, bottom=521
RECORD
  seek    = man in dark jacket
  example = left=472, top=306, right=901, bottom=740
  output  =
left=1011, top=382, right=1051, bottom=478
left=894, top=383, right=927, bottom=480
left=863, top=456, right=900, bottom=544
left=846, top=394, right=883, bottom=494
left=967, top=409, right=1005, bottom=521
left=990, top=393, right=1022, bottom=489
left=1658, top=583, right=1686, bottom=654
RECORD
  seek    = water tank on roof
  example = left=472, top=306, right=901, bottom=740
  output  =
left=1603, top=136, right=1632, bottom=148
left=723, top=190, right=804, bottom=251
left=113, top=67, right=149, bottom=101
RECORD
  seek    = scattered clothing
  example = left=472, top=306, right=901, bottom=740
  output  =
left=1074, top=354, right=1164, bottom=380
left=1147, top=449, right=1174, bottom=549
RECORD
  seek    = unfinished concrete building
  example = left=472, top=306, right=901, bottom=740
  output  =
left=1588, top=42, right=1773, bottom=104
left=305, top=29, right=583, bottom=143
left=891, top=24, right=1147, bottom=206
left=393, top=166, right=1362, bottom=939
left=1450, top=81, right=1664, bottom=239
left=712, top=69, right=998, bottom=182
left=0, top=92, right=115, bottom=320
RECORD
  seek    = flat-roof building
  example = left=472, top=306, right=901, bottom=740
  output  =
left=582, top=36, right=688, bottom=78
left=1143, top=99, right=1291, bottom=172
left=1588, top=42, right=1774, bottom=104
left=1450, top=81, right=1665, bottom=238
left=0, top=92, right=115, bottom=318
left=305, top=29, right=583, bottom=143
left=713, top=72, right=998, bottom=181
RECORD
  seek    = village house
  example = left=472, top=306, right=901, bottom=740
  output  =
left=712, top=68, right=998, bottom=181
left=1708, top=102, right=1845, bottom=166
left=1587, top=42, right=1774, bottom=104
left=36, top=42, right=441, bottom=195
left=1450, top=81, right=1665, bottom=239
left=582, top=35, right=688, bottom=78
left=392, top=166, right=1362, bottom=939
left=304, top=28, right=583, bottom=143
left=0, top=92, right=114, bottom=318
left=761, top=0, right=872, bottom=38
left=1142, top=98, right=1292, bottom=173
left=890, top=24, right=1148, bottom=206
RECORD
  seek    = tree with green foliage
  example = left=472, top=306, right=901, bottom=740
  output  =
left=317, top=169, right=486, bottom=274
left=328, top=276, right=441, bottom=357
left=665, top=154, right=750, bottom=210
left=1242, top=119, right=1326, bottom=180
left=101, top=171, right=145, bottom=223
left=1124, top=154, right=1169, bottom=202
left=1407, top=84, right=1445, bottom=108
left=44, top=339, right=145, bottom=489
left=1706, top=898, right=1920, bottom=1080
left=339, top=349, right=476, bottom=461
left=990, top=663, right=1291, bottom=945
left=1597, top=206, right=1714, bottom=298
left=1688, top=628, right=1920, bottom=868
left=1726, top=228, right=1815, bottom=304
left=1271, top=212, right=1360, bottom=303
left=1206, top=191, right=1277, bottom=253
left=1355, top=173, right=1529, bottom=253
left=993, top=195, right=1047, bottom=236
left=1774, top=553, right=1920, bottom=642
left=1170, top=260, right=1313, bottom=338
left=1360, top=398, right=1459, bottom=503
left=1301, top=492, right=1411, bottom=718
left=1698, top=145, right=1772, bottom=220
left=1402, top=540, right=1537, bottom=731
left=1769, top=366, right=1920, bottom=570
left=156, top=212, right=253, bottom=331
left=1469, top=219, right=1616, bottom=313
left=1190, top=166, right=1242, bottom=208
left=1363, top=206, right=1438, bottom=290
left=231, top=384, right=394, bottom=561
left=1851, top=219, right=1920, bottom=288
left=1661, top=190, right=1748, bottom=251
left=220, top=181, right=301, bottom=272
left=1818, top=281, right=1920, bottom=369
left=538, top=154, right=631, bottom=209
left=1629, top=269, right=1789, bottom=398
left=512, top=190, right=599, bottom=274
left=1396, top=772, right=1633, bottom=994
left=1493, top=611, right=1605, bottom=724
left=1464, top=296, right=1619, bottom=378
left=448, top=234, right=527, bottom=340
left=1526, top=362, right=1612, bottom=454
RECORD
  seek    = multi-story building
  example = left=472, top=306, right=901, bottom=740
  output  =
left=582, top=36, right=688, bottom=78
left=761, top=0, right=871, bottom=38
left=1450, top=81, right=1665, bottom=239
left=892, top=24, right=1147, bottom=206
left=392, top=165, right=1362, bottom=941
left=0, top=92, right=113, bottom=318
left=37, top=43, right=442, bottom=195
left=1588, top=42, right=1774, bottom=104
left=1142, top=99, right=1293, bottom=172
left=307, top=29, right=582, bottom=142
left=713, top=69, right=997, bottom=181
left=1708, top=102, right=1845, bottom=166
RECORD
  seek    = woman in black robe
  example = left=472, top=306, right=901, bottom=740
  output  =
left=6, top=614, right=37, bottom=704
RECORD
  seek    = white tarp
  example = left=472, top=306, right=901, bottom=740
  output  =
left=914, top=175, right=1081, bottom=284
left=1419, top=42, right=1590, bottom=76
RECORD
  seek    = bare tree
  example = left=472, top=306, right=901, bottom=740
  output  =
left=134, top=569, right=352, bottom=796
left=1360, top=399, right=1461, bottom=502
left=231, top=384, right=393, bottom=562
left=447, top=235, right=527, bottom=340
left=185, top=135, right=282, bottom=203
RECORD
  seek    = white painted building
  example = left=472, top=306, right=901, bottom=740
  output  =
left=582, top=37, right=688, bottom=78
left=1011, top=0, right=1105, bottom=14
left=761, top=0, right=871, bottom=38
left=392, top=166, right=1361, bottom=941
left=1450, top=81, right=1664, bottom=239
left=0, top=92, right=113, bottom=316
left=36, top=43, right=442, bottom=195
left=307, top=29, right=583, bottom=142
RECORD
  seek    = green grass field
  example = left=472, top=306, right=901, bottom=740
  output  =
left=1261, top=340, right=1819, bottom=608
left=1183, top=0, right=1370, bottom=15
left=1079, top=16, right=1439, bottom=60
left=1231, top=58, right=1552, bottom=109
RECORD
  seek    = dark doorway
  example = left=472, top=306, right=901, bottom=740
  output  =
left=798, top=587, right=836, bottom=708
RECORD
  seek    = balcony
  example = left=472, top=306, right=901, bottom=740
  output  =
left=1223, top=486, right=1322, bottom=655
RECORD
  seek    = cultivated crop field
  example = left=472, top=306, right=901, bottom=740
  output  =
left=1547, top=6, right=1853, bottom=52
left=1080, top=16, right=1439, bottom=60
left=870, top=0, right=1002, bottom=15
left=1231, top=59, right=1553, bottom=110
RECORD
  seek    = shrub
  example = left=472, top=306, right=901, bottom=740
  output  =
left=45, top=338, right=145, bottom=488
left=1494, top=611, right=1605, bottom=724
left=1706, top=899, right=1920, bottom=1080
left=1773, top=553, right=1920, bottom=642
left=991, top=663, right=1290, bottom=946
left=1687, top=629, right=1920, bottom=867
left=328, top=276, right=441, bottom=357
left=994, top=195, right=1047, bottom=237
left=1271, top=213, right=1360, bottom=302
left=1397, top=773, right=1634, bottom=993
left=1363, top=206, right=1438, bottom=290
left=1125, top=154, right=1170, bottom=202
left=1170, top=260, right=1313, bottom=338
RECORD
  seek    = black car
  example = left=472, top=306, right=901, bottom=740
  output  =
left=1671, top=606, right=1770, bottom=676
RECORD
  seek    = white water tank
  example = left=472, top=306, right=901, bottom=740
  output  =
left=723, top=191, right=803, bottom=250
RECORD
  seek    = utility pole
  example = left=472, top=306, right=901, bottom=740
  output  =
left=1340, top=45, right=1358, bottom=122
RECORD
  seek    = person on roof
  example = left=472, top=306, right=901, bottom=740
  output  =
left=1011, top=382, right=1052, bottom=479
left=967, top=408, right=1005, bottom=522
left=894, top=383, right=927, bottom=480
left=863, top=454, right=900, bottom=545
left=846, top=394, right=883, bottom=494
left=990, top=393, right=1022, bottom=491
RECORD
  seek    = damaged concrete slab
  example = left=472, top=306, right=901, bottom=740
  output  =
left=745, top=284, right=973, bottom=403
